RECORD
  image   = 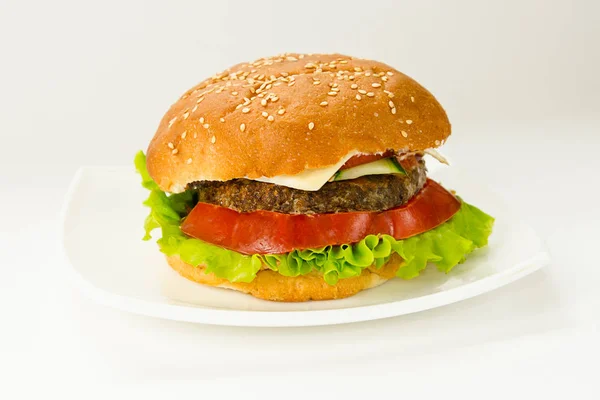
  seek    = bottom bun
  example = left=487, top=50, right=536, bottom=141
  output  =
left=166, top=254, right=403, bottom=302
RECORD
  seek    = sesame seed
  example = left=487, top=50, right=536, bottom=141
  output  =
left=365, top=72, right=371, bottom=77
left=183, top=112, right=189, bottom=120
left=391, top=108, right=397, bottom=114
left=167, top=142, right=174, bottom=149
left=277, top=109, right=285, bottom=115
left=435, top=140, right=441, bottom=146
left=320, top=101, right=328, bottom=106
left=401, top=131, right=408, bottom=137
left=271, top=96, right=279, bottom=102
left=262, top=111, right=268, bottom=117
left=193, top=133, right=197, bottom=138
left=358, top=89, right=367, bottom=94
left=356, top=94, right=362, bottom=100
left=260, top=99, right=267, bottom=106
left=196, top=97, right=204, bottom=103
left=305, top=62, right=316, bottom=69
left=351, top=84, right=358, bottom=89
left=267, top=115, right=274, bottom=121
left=381, top=76, right=388, bottom=82
left=340, top=60, right=348, bottom=64
left=328, top=91, right=338, bottom=96
left=374, top=112, right=379, bottom=117
left=406, top=120, right=413, bottom=124
left=242, top=107, right=250, bottom=113
left=354, top=67, right=362, bottom=72
left=211, top=135, right=216, bottom=144
left=411, top=96, right=415, bottom=102
left=349, top=75, right=355, bottom=80
left=172, top=148, right=178, bottom=154
left=186, top=158, right=192, bottom=164
left=366, top=92, right=375, bottom=97
left=388, top=100, right=395, bottom=108
left=203, top=123, right=210, bottom=129
left=240, top=123, right=246, bottom=132
left=331, top=87, right=339, bottom=92
left=168, top=117, right=177, bottom=127
left=288, top=81, right=296, bottom=86
left=181, top=131, right=187, bottom=139
left=192, top=105, right=198, bottom=113
left=220, top=118, right=225, bottom=123
left=384, top=90, right=394, bottom=98
left=235, top=104, right=243, bottom=110
left=231, top=91, right=238, bottom=95
left=313, top=81, right=320, bottom=85
left=199, top=117, right=205, bottom=123
left=308, top=122, right=315, bottom=130
left=387, top=71, right=394, bottom=76
left=372, top=83, right=381, bottom=88
left=286, top=56, right=297, bottom=61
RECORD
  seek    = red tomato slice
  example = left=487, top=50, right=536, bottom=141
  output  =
left=340, top=151, right=394, bottom=170
left=181, top=179, right=461, bottom=255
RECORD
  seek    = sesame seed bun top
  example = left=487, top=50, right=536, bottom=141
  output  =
left=146, top=53, right=451, bottom=193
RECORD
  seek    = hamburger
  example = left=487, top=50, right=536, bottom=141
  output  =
left=134, top=53, right=494, bottom=302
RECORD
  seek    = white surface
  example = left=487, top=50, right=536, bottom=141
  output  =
left=1, top=0, right=599, bottom=396
left=62, top=166, right=548, bottom=327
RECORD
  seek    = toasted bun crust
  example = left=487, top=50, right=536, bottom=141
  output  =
left=167, top=254, right=402, bottom=302
left=147, top=53, right=450, bottom=192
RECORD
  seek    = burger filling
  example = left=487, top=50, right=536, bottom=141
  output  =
left=135, top=151, right=494, bottom=286
left=187, top=156, right=426, bottom=214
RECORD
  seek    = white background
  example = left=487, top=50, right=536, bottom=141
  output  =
left=1, top=0, right=599, bottom=396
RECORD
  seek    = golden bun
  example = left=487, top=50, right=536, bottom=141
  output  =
left=146, top=53, right=450, bottom=192
left=167, top=254, right=403, bottom=302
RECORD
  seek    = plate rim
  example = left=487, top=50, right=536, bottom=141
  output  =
left=59, top=166, right=550, bottom=327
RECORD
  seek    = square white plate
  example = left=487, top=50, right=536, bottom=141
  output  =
left=60, top=166, right=549, bottom=327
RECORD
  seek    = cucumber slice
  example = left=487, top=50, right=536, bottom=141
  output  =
left=333, top=158, right=406, bottom=181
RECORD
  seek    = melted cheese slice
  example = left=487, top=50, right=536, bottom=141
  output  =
left=252, top=151, right=358, bottom=191
left=247, top=149, right=449, bottom=191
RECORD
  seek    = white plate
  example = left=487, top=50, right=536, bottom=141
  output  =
left=60, top=166, right=549, bottom=327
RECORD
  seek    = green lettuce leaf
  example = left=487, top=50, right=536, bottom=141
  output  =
left=135, top=151, right=494, bottom=285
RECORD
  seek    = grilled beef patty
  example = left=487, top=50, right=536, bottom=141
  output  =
left=187, top=158, right=427, bottom=214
